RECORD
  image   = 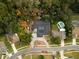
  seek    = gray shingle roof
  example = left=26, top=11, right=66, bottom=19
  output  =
left=32, top=21, right=50, bottom=37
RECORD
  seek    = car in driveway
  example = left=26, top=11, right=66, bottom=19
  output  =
left=41, top=50, right=48, bottom=53
left=64, top=57, right=74, bottom=59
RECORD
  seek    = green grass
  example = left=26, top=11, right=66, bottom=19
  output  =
left=15, top=42, right=29, bottom=49
left=23, top=55, right=52, bottom=59
left=44, top=55, right=52, bottom=59
left=23, top=55, right=30, bottom=59
left=23, top=55, right=39, bottom=59
left=52, top=24, right=58, bottom=31
left=64, top=51, right=79, bottom=59
left=0, top=35, right=13, bottom=53
left=0, top=35, right=6, bottom=41
left=70, top=15, right=79, bottom=20
left=0, top=54, right=1, bottom=59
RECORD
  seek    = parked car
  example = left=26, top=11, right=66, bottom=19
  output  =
left=41, top=50, right=48, bottom=53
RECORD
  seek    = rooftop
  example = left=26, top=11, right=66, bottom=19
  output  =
left=32, top=20, right=50, bottom=37
left=6, top=33, right=20, bottom=43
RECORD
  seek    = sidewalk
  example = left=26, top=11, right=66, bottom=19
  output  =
left=11, top=43, right=22, bottom=59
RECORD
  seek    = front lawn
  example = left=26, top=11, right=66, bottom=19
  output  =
left=23, top=55, right=52, bottom=59
left=64, top=51, right=79, bottom=59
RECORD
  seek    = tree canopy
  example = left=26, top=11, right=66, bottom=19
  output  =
left=0, top=0, right=75, bottom=45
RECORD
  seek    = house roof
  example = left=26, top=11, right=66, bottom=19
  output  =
left=6, top=33, right=19, bottom=43
left=32, top=21, right=50, bottom=37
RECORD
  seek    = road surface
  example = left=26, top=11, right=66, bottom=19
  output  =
left=9, top=45, right=79, bottom=59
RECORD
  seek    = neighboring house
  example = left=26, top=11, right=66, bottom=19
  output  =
left=6, top=33, right=20, bottom=43
left=31, top=20, right=50, bottom=37
left=72, top=20, right=79, bottom=38
left=0, top=42, right=7, bottom=55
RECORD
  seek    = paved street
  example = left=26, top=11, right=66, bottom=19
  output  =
left=9, top=45, right=79, bottom=59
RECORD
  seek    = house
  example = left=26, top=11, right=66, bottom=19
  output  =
left=6, top=33, right=20, bottom=43
left=31, top=20, right=50, bottom=37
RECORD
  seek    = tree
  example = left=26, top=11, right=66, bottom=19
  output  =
left=0, top=2, right=8, bottom=16
left=49, top=35, right=60, bottom=44
left=0, top=2, right=8, bottom=34
left=39, top=55, right=44, bottom=59
left=18, top=28, right=32, bottom=45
